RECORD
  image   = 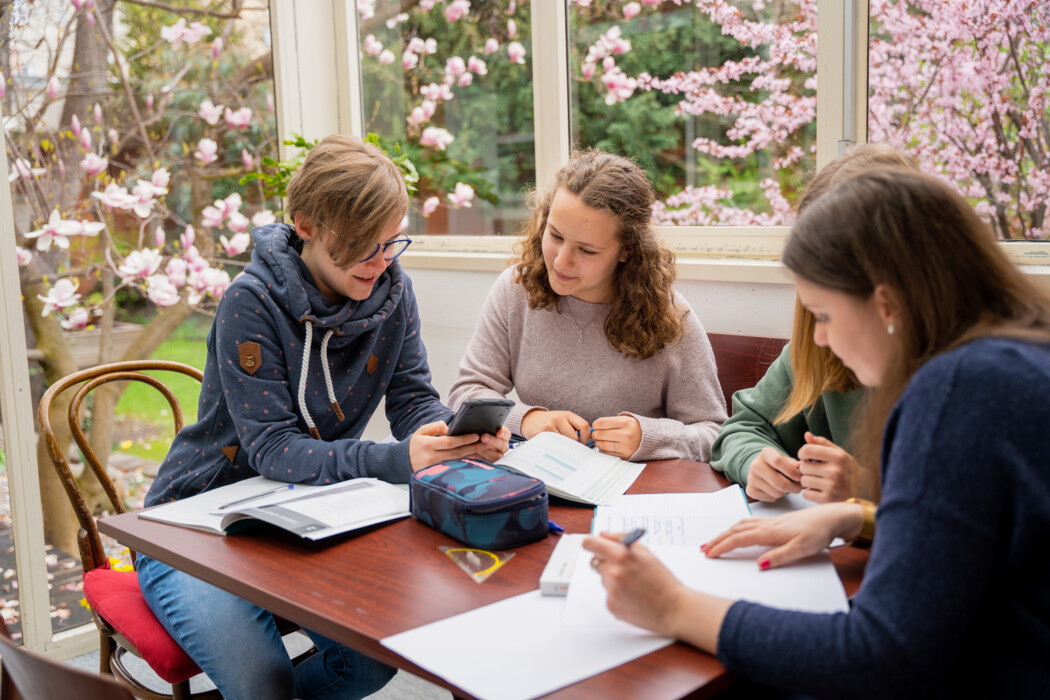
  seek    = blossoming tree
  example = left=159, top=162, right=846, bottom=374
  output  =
left=4, top=0, right=279, bottom=553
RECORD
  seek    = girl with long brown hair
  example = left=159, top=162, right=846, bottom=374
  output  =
left=585, top=169, right=1050, bottom=697
left=712, top=143, right=915, bottom=503
left=449, top=150, right=726, bottom=461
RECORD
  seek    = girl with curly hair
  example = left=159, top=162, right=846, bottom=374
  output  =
left=449, top=150, right=726, bottom=462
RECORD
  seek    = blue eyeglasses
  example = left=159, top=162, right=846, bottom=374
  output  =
left=359, top=237, right=413, bottom=263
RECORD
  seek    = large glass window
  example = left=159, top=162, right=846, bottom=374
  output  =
left=4, top=0, right=278, bottom=639
left=568, top=0, right=817, bottom=226
left=868, top=0, right=1050, bottom=240
left=358, top=0, right=536, bottom=236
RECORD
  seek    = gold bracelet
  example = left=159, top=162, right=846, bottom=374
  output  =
left=844, top=497, right=877, bottom=549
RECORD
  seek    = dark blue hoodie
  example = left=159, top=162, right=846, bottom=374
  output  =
left=145, top=223, right=452, bottom=506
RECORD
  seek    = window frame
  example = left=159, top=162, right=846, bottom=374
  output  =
left=325, top=0, right=1048, bottom=274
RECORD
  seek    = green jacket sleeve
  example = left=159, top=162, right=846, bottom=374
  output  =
left=710, top=345, right=810, bottom=485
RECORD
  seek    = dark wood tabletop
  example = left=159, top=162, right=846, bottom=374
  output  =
left=99, top=460, right=868, bottom=700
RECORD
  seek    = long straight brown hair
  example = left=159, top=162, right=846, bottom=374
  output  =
left=776, top=144, right=917, bottom=423
left=782, top=169, right=1050, bottom=494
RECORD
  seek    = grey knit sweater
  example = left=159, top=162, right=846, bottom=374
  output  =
left=449, top=267, right=727, bottom=462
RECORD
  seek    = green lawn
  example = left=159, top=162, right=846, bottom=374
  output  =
left=112, top=318, right=209, bottom=462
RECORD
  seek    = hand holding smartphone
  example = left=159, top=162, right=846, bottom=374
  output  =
left=447, top=397, right=514, bottom=436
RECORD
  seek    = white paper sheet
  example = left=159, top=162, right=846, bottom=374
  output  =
left=565, top=544, right=848, bottom=632
left=381, top=591, right=672, bottom=700
left=592, top=486, right=751, bottom=545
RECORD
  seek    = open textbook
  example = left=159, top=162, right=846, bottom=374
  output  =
left=138, top=476, right=410, bottom=540
left=494, top=432, right=645, bottom=506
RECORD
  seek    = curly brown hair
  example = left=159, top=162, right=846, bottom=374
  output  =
left=514, top=150, right=682, bottom=360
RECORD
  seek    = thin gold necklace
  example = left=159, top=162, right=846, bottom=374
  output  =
left=562, top=301, right=591, bottom=344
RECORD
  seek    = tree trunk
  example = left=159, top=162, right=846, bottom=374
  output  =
left=23, top=262, right=81, bottom=558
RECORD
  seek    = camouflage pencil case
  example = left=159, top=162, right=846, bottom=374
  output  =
left=410, top=457, right=549, bottom=550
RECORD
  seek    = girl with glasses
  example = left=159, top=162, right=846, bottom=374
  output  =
left=449, top=149, right=727, bottom=462
left=138, top=134, right=508, bottom=699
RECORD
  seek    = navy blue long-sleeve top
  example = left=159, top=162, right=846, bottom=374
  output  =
left=145, top=224, right=452, bottom=506
left=718, top=337, right=1050, bottom=698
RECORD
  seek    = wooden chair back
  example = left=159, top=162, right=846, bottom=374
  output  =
left=708, top=333, right=788, bottom=415
left=0, top=615, right=135, bottom=700
left=37, top=361, right=204, bottom=573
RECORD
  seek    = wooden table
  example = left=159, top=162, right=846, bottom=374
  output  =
left=99, top=460, right=867, bottom=700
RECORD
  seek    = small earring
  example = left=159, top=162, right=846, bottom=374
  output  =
left=887, top=323, right=895, bottom=335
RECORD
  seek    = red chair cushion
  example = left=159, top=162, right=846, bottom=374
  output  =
left=83, top=566, right=201, bottom=684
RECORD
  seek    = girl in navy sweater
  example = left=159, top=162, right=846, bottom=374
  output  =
left=585, top=169, right=1050, bottom=698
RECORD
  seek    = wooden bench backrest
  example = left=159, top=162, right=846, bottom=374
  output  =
left=708, top=333, right=788, bottom=416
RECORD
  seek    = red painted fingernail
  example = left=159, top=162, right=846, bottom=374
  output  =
left=700, top=542, right=708, bottom=550
left=759, top=559, right=771, bottom=571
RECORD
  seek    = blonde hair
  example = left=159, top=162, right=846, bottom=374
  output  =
left=285, top=135, right=408, bottom=267
left=775, top=143, right=917, bottom=423
left=783, top=169, right=1050, bottom=495
left=514, top=150, right=682, bottom=360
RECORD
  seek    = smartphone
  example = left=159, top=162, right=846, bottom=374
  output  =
left=447, top=397, right=514, bottom=436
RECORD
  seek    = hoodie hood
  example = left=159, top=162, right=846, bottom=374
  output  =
left=244, top=222, right=406, bottom=343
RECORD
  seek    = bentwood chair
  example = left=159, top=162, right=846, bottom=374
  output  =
left=0, top=615, right=136, bottom=700
left=37, top=361, right=220, bottom=699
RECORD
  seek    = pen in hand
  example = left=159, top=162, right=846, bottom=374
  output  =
left=217, top=484, right=294, bottom=510
left=620, top=527, right=646, bottom=548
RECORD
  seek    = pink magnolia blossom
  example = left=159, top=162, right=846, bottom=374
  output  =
left=199, top=99, right=224, bottom=125
left=484, top=38, right=499, bottom=55
left=226, top=211, right=250, bottom=233
left=77, top=220, right=105, bottom=237
left=266, top=93, right=275, bottom=113
left=165, top=258, right=188, bottom=287
left=574, top=0, right=593, bottom=6
left=79, top=152, right=108, bottom=178
left=403, top=51, right=419, bottom=71
left=241, top=149, right=254, bottom=170
left=420, top=127, right=455, bottom=151
left=155, top=225, right=166, bottom=248
left=623, top=2, right=641, bottom=20
left=118, top=249, right=163, bottom=282
left=407, top=107, right=429, bottom=127
left=447, top=182, right=475, bottom=208
left=79, top=128, right=92, bottom=151
left=407, top=37, right=426, bottom=54
left=129, top=181, right=159, bottom=218
left=507, top=42, right=527, bottom=65
left=8, top=159, right=45, bottom=182
left=201, top=205, right=225, bottom=228
left=444, top=0, right=471, bottom=23
left=160, top=18, right=211, bottom=49
left=91, top=183, right=131, bottom=209
left=93, top=103, right=102, bottom=122
left=422, top=197, right=440, bottom=217
left=640, top=0, right=659, bottom=5
left=364, top=34, right=383, bottom=57
left=46, top=76, right=60, bottom=99
left=421, top=83, right=454, bottom=102
left=37, top=279, right=81, bottom=317
left=146, top=275, right=181, bottom=307
left=224, top=106, right=252, bottom=130
left=108, top=129, right=118, bottom=145
left=24, top=210, right=81, bottom=251
left=467, top=56, right=488, bottom=75
left=601, top=66, right=637, bottom=104
left=424, top=38, right=438, bottom=54
left=211, top=37, right=223, bottom=60
left=60, top=308, right=91, bottom=331
left=357, top=0, right=376, bottom=19
left=195, top=138, right=218, bottom=164
left=252, top=210, right=276, bottom=227
left=507, top=19, right=517, bottom=38
left=0, top=71, right=6, bottom=99
left=378, top=50, right=395, bottom=66
left=146, top=93, right=154, bottom=110
left=15, top=246, right=32, bottom=267
left=71, top=114, right=82, bottom=138
left=457, top=73, right=474, bottom=87
left=219, top=232, right=251, bottom=256
left=420, top=0, right=436, bottom=10
left=180, top=226, right=196, bottom=249
left=188, top=267, right=231, bottom=304
left=581, top=62, right=597, bottom=80
left=446, top=56, right=467, bottom=77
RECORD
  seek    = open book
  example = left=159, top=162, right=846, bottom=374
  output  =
left=494, top=432, right=645, bottom=506
left=138, top=476, right=410, bottom=540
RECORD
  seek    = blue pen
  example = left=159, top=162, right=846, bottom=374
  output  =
left=621, top=527, right=646, bottom=548
left=548, top=520, right=565, bottom=534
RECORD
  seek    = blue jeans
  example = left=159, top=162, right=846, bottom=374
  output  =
left=137, top=556, right=395, bottom=700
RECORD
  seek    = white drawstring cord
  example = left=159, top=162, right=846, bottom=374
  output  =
left=319, top=328, right=344, bottom=420
left=298, top=321, right=321, bottom=439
